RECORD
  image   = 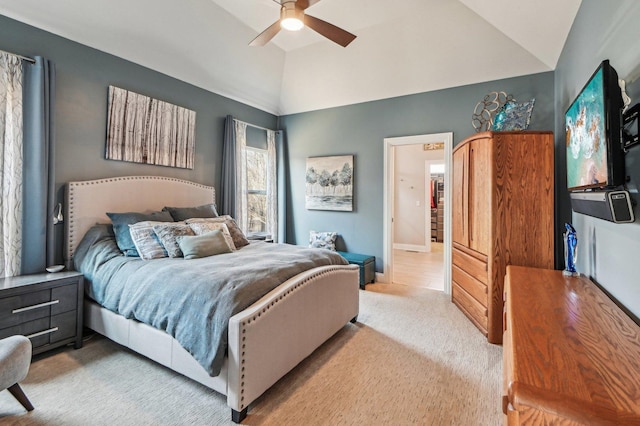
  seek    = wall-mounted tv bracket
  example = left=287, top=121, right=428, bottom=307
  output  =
left=622, top=103, right=640, bottom=151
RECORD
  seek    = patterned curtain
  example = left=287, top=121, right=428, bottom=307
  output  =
left=234, top=120, right=248, bottom=232
left=275, top=130, right=287, bottom=243
left=266, top=130, right=277, bottom=241
left=0, top=53, right=24, bottom=277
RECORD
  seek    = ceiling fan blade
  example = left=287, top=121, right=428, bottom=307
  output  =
left=296, top=0, right=322, bottom=11
left=303, top=14, right=356, bottom=47
left=249, top=20, right=282, bottom=46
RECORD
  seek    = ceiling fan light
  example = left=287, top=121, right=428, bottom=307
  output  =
left=281, top=17, right=304, bottom=31
left=280, top=3, right=304, bottom=31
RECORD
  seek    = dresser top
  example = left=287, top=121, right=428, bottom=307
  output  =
left=505, top=266, right=640, bottom=423
left=0, top=271, right=83, bottom=291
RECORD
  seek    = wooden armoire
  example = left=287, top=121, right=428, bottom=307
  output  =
left=451, top=131, right=555, bottom=344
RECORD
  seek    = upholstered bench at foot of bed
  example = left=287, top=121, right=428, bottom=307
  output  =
left=337, top=252, right=375, bottom=289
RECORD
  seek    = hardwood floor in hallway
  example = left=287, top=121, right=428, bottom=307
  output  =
left=392, top=243, right=444, bottom=291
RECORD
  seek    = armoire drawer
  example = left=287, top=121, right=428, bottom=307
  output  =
left=452, top=282, right=488, bottom=334
left=452, top=265, right=487, bottom=307
left=452, top=247, right=488, bottom=285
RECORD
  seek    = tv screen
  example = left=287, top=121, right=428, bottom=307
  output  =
left=565, top=60, right=625, bottom=191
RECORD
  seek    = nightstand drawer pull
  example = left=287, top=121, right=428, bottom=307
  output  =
left=26, top=327, right=59, bottom=339
left=12, top=299, right=60, bottom=314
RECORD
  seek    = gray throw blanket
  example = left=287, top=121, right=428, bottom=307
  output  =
left=74, top=225, right=348, bottom=376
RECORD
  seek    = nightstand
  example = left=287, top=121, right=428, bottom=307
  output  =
left=0, top=271, right=84, bottom=355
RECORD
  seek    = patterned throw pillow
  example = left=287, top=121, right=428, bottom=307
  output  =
left=309, top=231, right=338, bottom=251
left=129, top=221, right=170, bottom=260
left=186, top=216, right=250, bottom=249
left=188, top=221, right=237, bottom=251
left=152, top=223, right=195, bottom=258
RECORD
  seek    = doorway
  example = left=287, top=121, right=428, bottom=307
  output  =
left=383, top=133, right=453, bottom=295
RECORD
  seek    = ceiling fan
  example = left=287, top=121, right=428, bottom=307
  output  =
left=250, top=0, right=356, bottom=47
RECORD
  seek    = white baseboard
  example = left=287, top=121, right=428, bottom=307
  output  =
left=393, top=243, right=428, bottom=252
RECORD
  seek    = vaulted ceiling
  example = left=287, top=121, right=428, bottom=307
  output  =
left=0, top=0, right=582, bottom=115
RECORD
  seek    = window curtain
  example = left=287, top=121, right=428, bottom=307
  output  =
left=0, top=53, right=24, bottom=277
left=266, top=130, right=277, bottom=241
left=234, top=120, right=248, bottom=232
left=220, top=115, right=236, bottom=218
left=275, top=130, right=287, bottom=243
left=22, top=57, right=56, bottom=274
left=220, top=116, right=287, bottom=241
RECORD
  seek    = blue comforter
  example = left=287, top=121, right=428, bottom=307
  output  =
left=74, top=225, right=348, bottom=376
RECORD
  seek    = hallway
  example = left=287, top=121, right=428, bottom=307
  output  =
left=392, top=243, right=444, bottom=291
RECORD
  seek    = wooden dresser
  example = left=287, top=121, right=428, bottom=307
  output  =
left=503, top=266, right=640, bottom=424
left=451, top=131, right=554, bottom=344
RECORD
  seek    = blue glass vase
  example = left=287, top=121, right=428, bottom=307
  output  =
left=563, top=223, right=578, bottom=276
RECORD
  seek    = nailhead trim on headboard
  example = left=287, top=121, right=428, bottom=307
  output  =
left=65, top=176, right=215, bottom=266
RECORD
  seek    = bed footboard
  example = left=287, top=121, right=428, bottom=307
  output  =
left=226, top=264, right=359, bottom=421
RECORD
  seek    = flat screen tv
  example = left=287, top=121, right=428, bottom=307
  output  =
left=565, top=60, right=625, bottom=191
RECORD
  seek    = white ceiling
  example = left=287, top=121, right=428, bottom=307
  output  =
left=0, top=0, right=582, bottom=115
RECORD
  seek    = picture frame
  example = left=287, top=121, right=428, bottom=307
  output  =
left=106, top=86, right=196, bottom=169
left=305, top=155, right=353, bottom=211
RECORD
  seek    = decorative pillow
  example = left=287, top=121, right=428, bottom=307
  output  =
left=163, top=203, right=219, bottom=221
left=153, top=223, right=195, bottom=258
left=188, top=221, right=237, bottom=251
left=107, top=211, right=174, bottom=256
left=129, top=221, right=170, bottom=260
left=176, top=230, right=232, bottom=259
left=187, top=215, right=250, bottom=249
left=309, top=231, right=338, bottom=251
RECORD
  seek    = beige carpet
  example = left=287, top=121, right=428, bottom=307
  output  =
left=0, top=284, right=503, bottom=425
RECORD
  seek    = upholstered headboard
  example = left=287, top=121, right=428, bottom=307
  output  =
left=65, top=176, right=215, bottom=267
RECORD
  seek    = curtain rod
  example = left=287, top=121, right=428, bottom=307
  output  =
left=233, top=118, right=276, bottom=133
left=0, top=48, right=36, bottom=64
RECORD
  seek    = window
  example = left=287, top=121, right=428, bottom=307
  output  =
left=231, top=121, right=278, bottom=240
left=246, top=147, right=268, bottom=234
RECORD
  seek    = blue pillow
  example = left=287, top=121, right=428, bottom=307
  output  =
left=163, top=203, right=218, bottom=221
left=176, top=230, right=232, bottom=259
left=107, top=210, right=173, bottom=256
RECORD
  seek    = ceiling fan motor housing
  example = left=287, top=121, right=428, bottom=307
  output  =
left=280, top=2, right=304, bottom=31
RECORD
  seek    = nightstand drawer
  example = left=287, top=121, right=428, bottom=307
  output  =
left=50, top=310, right=77, bottom=343
left=0, top=289, right=54, bottom=327
left=0, top=317, right=51, bottom=347
left=51, top=284, right=78, bottom=315
left=0, top=310, right=78, bottom=348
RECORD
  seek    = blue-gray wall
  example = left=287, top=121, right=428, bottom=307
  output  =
left=555, top=0, right=640, bottom=321
left=0, top=14, right=277, bottom=264
left=280, top=73, right=555, bottom=271
left=0, top=14, right=277, bottom=194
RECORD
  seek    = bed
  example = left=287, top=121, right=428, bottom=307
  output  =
left=64, top=176, right=359, bottom=423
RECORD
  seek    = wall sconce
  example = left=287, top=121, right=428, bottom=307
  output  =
left=52, top=203, right=63, bottom=225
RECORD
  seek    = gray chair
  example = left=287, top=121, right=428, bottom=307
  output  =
left=0, top=335, right=34, bottom=411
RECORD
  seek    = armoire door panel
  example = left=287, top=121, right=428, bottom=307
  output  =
left=452, top=144, right=469, bottom=247
left=468, top=138, right=491, bottom=255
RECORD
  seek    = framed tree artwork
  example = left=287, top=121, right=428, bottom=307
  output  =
left=305, top=155, right=353, bottom=211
